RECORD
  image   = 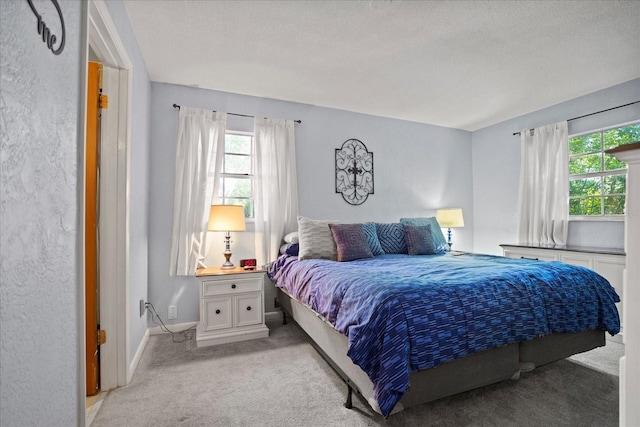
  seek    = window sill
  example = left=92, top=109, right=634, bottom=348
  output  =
left=569, top=216, right=625, bottom=222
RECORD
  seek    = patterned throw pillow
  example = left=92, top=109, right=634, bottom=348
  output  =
left=297, top=216, right=338, bottom=261
left=403, top=224, right=436, bottom=255
left=400, top=217, right=449, bottom=253
left=285, top=243, right=299, bottom=256
left=361, top=222, right=384, bottom=256
left=279, top=243, right=299, bottom=256
left=329, top=224, right=374, bottom=262
left=375, top=223, right=408, bottom=254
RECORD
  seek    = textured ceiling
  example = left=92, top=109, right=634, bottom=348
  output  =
left=123, top=0, right=640, bottom=131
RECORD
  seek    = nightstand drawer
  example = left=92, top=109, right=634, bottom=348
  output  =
left=202, top=277, right=262, bottom=296
left=235, top=293, right=263, bottom=327
left=202, top=297, right=233, bottom=331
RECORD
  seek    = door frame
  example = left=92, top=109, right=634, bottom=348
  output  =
left=88, top=0, right=132, bottom=390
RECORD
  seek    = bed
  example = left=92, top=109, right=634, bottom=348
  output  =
left=268, top=248, right=620, bottom=417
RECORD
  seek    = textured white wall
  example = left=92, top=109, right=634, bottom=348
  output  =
left=472, top=79, right=640, bottom=255
left=1, top=1, right=85, bottom=425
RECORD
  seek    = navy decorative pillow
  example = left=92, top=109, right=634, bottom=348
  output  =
left=400, top=217, right=449, bottom=253
left=375, top=223, right=408, bottom=254
left=403, top=224, right=436, bottom=255
left=361, top=222, right=384, bottom=256
left=329, top=223, right=374, bottom=262
left=280, top=242, right=301, bottom=255
left=284, top=243, right=299, bottom=256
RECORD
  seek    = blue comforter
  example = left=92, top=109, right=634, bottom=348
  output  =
left=269, top=253, right=620, bottom=417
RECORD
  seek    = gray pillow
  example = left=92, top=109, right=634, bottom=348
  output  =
left=297, top=216, right=338, bottom=261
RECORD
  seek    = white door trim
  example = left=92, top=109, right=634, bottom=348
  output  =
left=88, top=0, right=132, bottom=390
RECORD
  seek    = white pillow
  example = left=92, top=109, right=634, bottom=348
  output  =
left=297, top=216, right=337, bottom=261
left=283, top=231, right=299, bottom=244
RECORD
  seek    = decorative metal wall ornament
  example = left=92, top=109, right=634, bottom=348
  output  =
left=27, top=0, right=66, bottom=55
left=335, top=139, right=374, bottom=205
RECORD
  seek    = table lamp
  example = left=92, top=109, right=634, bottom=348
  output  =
left=436, top=208, right=464, bottom=248
left=208, top=205, right=246, bottom=269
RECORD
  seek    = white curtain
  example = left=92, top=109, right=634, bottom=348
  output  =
left=254, top=118, right=300, bottom=265
left=169, top=107, right=226, bottom=276
left=517, top=121, right=569, bottom=245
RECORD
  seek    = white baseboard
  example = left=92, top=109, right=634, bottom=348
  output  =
left=148, top=321, right=199, bottom=336
left=128, top=327, right=149, bottom=383
left=128, top=320, right=198, bottom=382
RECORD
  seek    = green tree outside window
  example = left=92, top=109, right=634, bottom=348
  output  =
left=568, top=123, right=639, bottom=216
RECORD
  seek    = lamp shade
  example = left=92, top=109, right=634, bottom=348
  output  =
left=436, top=208, right=464, bottom=228
left=208, top=205, right=246, bottom=232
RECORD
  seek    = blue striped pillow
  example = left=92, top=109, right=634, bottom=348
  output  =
left=375, top=223, right=408, bottom=254
left=361, top=222, right=384, bottom=256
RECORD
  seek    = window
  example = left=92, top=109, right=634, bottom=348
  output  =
left=568, top=122, right=640, bottom=218
left=217, top=131, right=254, bottom=218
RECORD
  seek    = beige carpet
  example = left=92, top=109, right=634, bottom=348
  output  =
left=91, top=315, right=620, bottom=427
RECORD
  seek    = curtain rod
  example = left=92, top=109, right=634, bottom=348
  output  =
left=172, top=104, right=301, bottom=124
left=512, top=100, right=640, bottom=136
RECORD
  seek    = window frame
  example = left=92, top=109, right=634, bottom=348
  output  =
left=217, top=130, right=255, bottom=220
left=568, top=120, right=639, bottom=221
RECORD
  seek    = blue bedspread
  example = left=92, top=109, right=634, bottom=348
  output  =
left=269, top=253, right=620, bottom=416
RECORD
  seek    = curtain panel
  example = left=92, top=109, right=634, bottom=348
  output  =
left=169, top=107, right=226, bottom=276
left=517, top=121, right=569, bottom=245
left=254, top=118, right=300, bottom=266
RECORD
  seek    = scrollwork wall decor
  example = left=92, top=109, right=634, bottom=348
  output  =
left=27, top=0, right=66, bottom=56
left=335, top=139, right=374, bottom=205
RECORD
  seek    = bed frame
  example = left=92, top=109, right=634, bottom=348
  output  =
left=276, top=287, right=605, bottom=416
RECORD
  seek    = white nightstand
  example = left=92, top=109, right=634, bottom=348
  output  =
left=195, top=267, right=269, bottom=347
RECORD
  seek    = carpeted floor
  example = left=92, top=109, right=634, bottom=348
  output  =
left=91, top=315, right=621, bottom=427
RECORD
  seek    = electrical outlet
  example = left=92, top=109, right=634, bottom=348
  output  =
left=140, top=299, right=146, bottom=317
left=168, top=305, right=177, bottom=320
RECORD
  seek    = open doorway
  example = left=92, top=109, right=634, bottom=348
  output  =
left=86, top=60, right=102, bottom=397
left=86, top=0, right=132, bottom=399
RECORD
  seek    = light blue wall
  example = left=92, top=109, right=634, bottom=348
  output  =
left=99, top=0, right=638, bottom=335
left=149, top=82, right=473, bottom=323
left=472, top=78, right=640, bottom=255
left=103, top=0, right=152, bottom=361
left=1, top=1, right=85, bottom=424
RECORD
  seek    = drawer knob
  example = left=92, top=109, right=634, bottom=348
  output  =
left=231, top=284, right=236, bottom=289
left=215, top=309, right=221, bottom=314
left=246, top=306, right=252, bottom=311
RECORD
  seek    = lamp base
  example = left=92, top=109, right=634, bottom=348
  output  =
left=220, top=251, right=234, bottom=269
